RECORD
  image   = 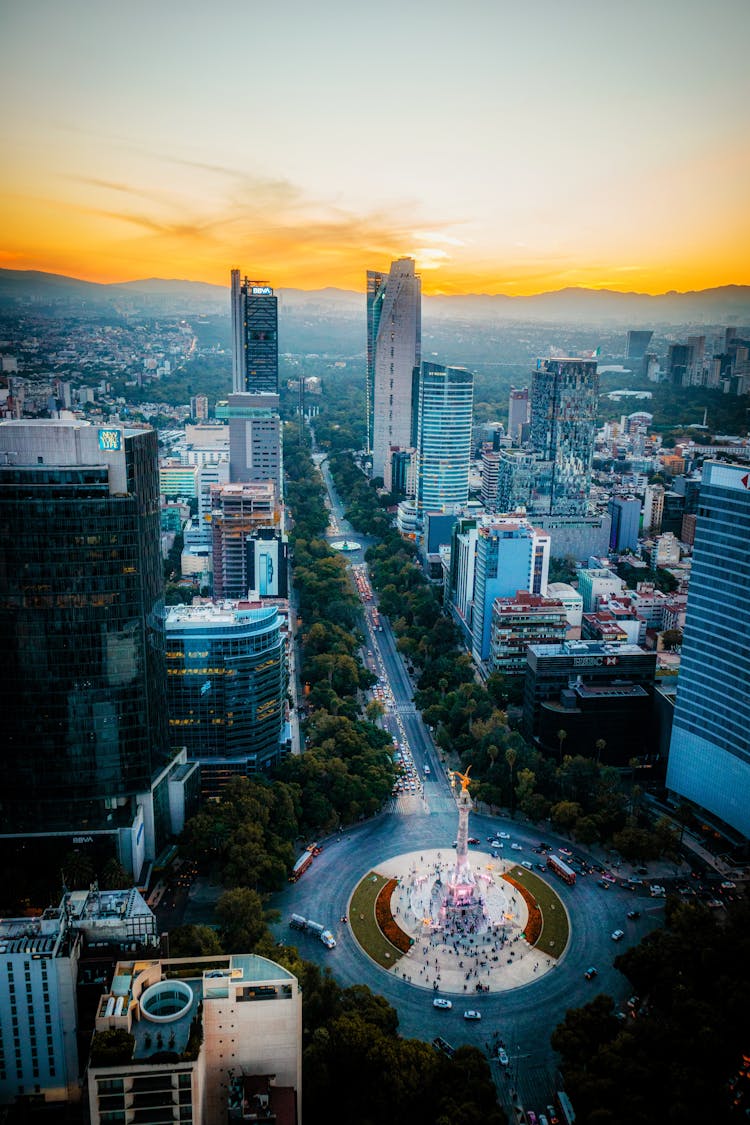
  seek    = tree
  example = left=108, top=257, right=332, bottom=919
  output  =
left=62, top=849, right=94, bottom=890
left=595, top=738, right=607, bottom=764
left=100, top=857, right=131, bottom=890
left=556, top=728, right=568, bottom=764
left=216, top=887, right=269, bottom=952
left=505, top=745, right=518, bottom=818
left=550, top=800, right=582, bottom=833
left=169, top=924, right=224, bottom=957
left=661, top=627, right=683, bottom=651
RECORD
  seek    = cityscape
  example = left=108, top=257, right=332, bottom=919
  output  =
left=1, top=3, right=749, bottom=1125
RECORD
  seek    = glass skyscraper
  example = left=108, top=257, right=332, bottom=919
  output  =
left=666, top=461, right=750, bottom=838
left=414, top=362, right=474, bottom=515
left=231, top=270, right=278, bottom=394
left=166, top=602, right=287, bottom=794
left=367, top=258, right=421, bottom=489
left=529, top=358, right=599, bottom=516
left=0, top=420, right=169, bottom=836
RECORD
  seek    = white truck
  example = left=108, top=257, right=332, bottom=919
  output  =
left=289, top=913, right=336, bottom=949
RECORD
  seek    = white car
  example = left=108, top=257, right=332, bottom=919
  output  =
left=611, top=929, right=625, bottom=941
left=433, top=998, right=452, bottom=1009
left=497, top=1048, right=509, bottom=1066
left=498, top=832, right=511, bottom=840
left=463, top=1010, right=481, bottom=1020
left=490, top=840, right=504, bottom=849
left=511, top=843, right=523, bottom=851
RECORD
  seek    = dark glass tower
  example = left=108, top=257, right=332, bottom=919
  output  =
left=231, top=270, right=279, bottom=394
left=0, top=420, right=169, bottom=835
left=529, top=358, right=599, bottom=516
left=667, top=461, right=750, bottom=838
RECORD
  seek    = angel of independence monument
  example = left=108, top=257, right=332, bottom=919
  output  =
left=429, top=767, right=494, bottom=934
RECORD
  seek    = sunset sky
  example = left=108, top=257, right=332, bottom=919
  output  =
left=2, top=0, right=749, bottom=295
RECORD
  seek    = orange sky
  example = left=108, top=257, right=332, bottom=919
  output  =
left=2, top=0, right=749, bottom=296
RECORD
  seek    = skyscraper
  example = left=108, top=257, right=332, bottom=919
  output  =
left=367, top=258, right=421, bottom=490
left=625, top=330, right=653, bottom=361
left=166, top=602, right=287, bottom=792
left=413, top=361, right=473, bottom=515
left=666, top=461, right=750, bottom=838
left=231, top=270, right=278, bottom=394
left=0, top=419, right=185, bottom=868
left=229, top=270, right=282, bottom=496
left=529, top=357, right=599, bottom=517
left=508, top=386, right=530, bottom=444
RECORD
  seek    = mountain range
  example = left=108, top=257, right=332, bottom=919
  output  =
left=1, top=268, right=749, bottom=326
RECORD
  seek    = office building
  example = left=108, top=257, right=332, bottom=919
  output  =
left=159, top=460, right=200, bottom=498
left=87, top=953, right=301, bottom=1125
left=650, top=532, right=681, bottom=569
left=445, top=516, right=479, bottom=642
left=471, top=516, right=550, bottom=663
left=667, top=462, right=750, bottom=837
left=0, top=420, right=183, bottom=869
left=230, top=271, right=278, bottom=395
left=546, top=582, right=583, bottom=637
left=413, top=362, right=474, bottom=515
left=608, top=495, right=641, bottom=552
left=0, top=888, right=158, bottom=1109
left=226, top=391, right=282, bottom=495
left=523, top=640, right=657, bottom=764
left=367, top=258, right=421, bottom=489
left=190, top=394, right=209, bottom=421
left=210, top=480, right=280, bottom=599
left=529, top=358, right=599, bottom=517
left=480, top=449, right=500, bottom=509
left=625, top=330, right=654, bottom=361
left=166, top=602, right=287, bottom=790
left=489, top=592, right=568, bottom=675
left=642, top=482, right=665, bottom=535
left=577, top=567, right=627, bottom=612
left=496, top=448, right=537, bottom=513
left=508, top=386, right=530, bottom=444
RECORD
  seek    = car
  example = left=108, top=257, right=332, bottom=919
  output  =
left=546, top=1107, right=560, bottom=1125
left=626, top=995, right=639, bottom=1008
left=463, top=1010, right=481, bottom=1020
left=559, top=847, right=573, bottom=856
left=498, top=831, right=511, bottom=839
left=584, top=966, right=598, bottom=980
left=497, top=1048, right=509, bottom=1066
left=511, top=843, right=523, bottom=851
left=721, top=881, right=737, bottom=890
left=467, top=837, right=480, bottom=845
left=650, top=884, right=665, bottom=897
left=491, top=842, right=504, bottom=851
left=627, top=910, right=641, bottom=920
left=521, top=860, right=533, bottom=870
left=535, top=863, right=546, bottom=872
left=433, top=998, right=452, bottom=1009
left=611, top=929, right=625, bottom=942
left=527, top=1113, right=538, bottom=1125
left=432, top=1036, right=455, bottom=1058
left=597, top=880, right=611, bottom=889
left=538, top=1115, right=550, bottom=1125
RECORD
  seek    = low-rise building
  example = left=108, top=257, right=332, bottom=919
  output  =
left=87, top=954, right=301, bottom=1125
left=577, top=567, right=627, bottom=612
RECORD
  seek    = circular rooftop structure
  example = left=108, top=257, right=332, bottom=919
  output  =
left=140, top=979, right=193, bottom=1023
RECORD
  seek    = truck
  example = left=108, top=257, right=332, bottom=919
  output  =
left=288, top=842, right=322, bottom=882
left=547, top=853, right=577, bottom=885
left=289, top=914, right=336, bottom=949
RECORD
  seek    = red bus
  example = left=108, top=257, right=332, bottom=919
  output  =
left=547, top=854, right=576, bottom=885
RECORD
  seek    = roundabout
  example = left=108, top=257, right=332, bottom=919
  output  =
left=349, top=847, right=567, bottom=994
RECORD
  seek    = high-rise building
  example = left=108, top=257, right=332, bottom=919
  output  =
left=0, top=420, right=175, bottom=862
left=413, top=362, right=473, bottom=515
left=508, top=386, right=530, bottom=444
left=496, top=448, right=538, bottom=513
left=166, top=602, right=287, bottom=791
left=489, top=591, right=568, bottom=675
left=667, top=462, right=750, bottom=837
left=230, top=271, right=278, bottom=395
left=367, top=258, right=421, bottom=489
left=471, top=516, right=550, bottom=663
left=210, top=480, right=280, bottom=599
left=529, top=358, right=599, bottom=517
left=642, top=482, right=665, bottom=535
left=625, top=330, right=654, bottom=361
left=480, top=449, right=501, bottom=509
left=608, top=495, right=641, bottom=552
left=226, top=391, right=282, bottom=495
left=87, top=953, right=301, bottom=1125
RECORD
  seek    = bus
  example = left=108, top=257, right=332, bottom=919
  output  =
left=555, top=1089, right=576, bottom=1125
left=547, top=854, right=576, bottom=885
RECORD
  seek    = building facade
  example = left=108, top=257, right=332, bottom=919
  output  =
left=210, top=481, right=280, bottom=599
left=226, top=392, right=282, bottom=495
left=230, top=272, right=278, bottom=395
left=367, top=259, right=421, bottom=489
left=0, top=420, right=172, bottom=856
left=508, top=386, right=530, bottom=444
left=471, top=517, right=550, bottom=664
left=480, top=449, right=500, bottom=510
left=608, top=495, right=641, bottom=552
left=666, top=461, right=750, bottom=838
left=166, top=601, right=287, bottom=790
left=529, top=358, right=599, bottom=517
left=489, top=592, right=568, bottom=675
left=414, top=362, right=473, bottom=515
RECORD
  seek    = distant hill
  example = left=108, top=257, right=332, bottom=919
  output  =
left=0, top=268, right=748, bottom=326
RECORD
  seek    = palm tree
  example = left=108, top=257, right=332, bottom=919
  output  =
left=487, top=743, right=500, bottom=772
left=505, top=746, right=518, bottom=819
left=556, top=728, right=568, bottom=764
left=595, top=738, right=607, bottom=764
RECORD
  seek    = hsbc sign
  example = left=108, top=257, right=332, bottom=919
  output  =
left=572, top=655, right=619, bottom=667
